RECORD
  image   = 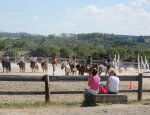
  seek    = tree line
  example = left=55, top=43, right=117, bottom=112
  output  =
left=0, top=32, right=150, bottom=62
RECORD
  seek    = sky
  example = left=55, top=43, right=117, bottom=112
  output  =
left=0, top=0, right=150, bottom=36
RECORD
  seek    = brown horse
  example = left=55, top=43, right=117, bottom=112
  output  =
left=17, top=61, right=25, bottom=72
left=76, top=64, right=92, bottom=76
left=41, top=59, right=48, bottom=73
left=2, top=60, right=11, bottom=73
left=30, top=62, right=39, bottom=72
left=76, top=63, right=99, bottom=76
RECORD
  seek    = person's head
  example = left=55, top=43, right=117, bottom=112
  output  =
left=66, top=56, right=70, bottom=58
left=91, top=68, right=98, bottom=76
left=88, top=56, right=91, bottom=59
left=21, top=53, right=23, bottom=56
left=5, top=53, right=8, bottom=56
left=109, top=70, right=117, bottom=76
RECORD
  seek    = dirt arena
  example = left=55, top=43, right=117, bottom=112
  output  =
left=0, top=62, right=150, bottom=102
left=0, top=63, right=150, bottom=115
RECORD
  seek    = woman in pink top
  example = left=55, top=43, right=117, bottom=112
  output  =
left=86, top=68, right=101, bottom=95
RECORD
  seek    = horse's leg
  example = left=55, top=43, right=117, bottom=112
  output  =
left=6, top=68, right=8, bottom=73
left=105, top=70, right=109, bottom=76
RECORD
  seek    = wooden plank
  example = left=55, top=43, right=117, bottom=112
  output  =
left=47, top=90, right=138, bottom=95
left=0, top=75, right=140, bottom=82
left=0, top=91, right=45, bottom=95
left=49, top=75, right=139, bottom=81
left=0, top=75, right=44, bottom=82
left=50, top=91, right=84, bottom=94
left=49, top=76, right=88, bottom=81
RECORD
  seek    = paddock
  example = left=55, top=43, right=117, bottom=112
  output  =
left=0, top=63, right=150, bottom=104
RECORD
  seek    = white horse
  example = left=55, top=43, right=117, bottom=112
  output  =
left=61, top=61, right=71, bottom=76
left=98, top=61, right=115, bottom=76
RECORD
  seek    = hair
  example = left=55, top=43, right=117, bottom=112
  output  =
left=109, top=70, right=117, bottom=76
left=92, top=68, right=97, bottom=76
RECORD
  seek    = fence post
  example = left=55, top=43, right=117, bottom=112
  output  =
left=138, top=73, right=143, bottom=101
left=45, top=74, right=50, bottom=102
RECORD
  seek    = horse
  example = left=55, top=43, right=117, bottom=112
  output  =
left=76, top=64, right=92, bottom=76
left=1, top=60, right=11, bottom=73
left=17, top=61, right=25, bottom=72
left=61, top=61, right=71, bottom=76
left=98, top=64, right=107, bottom=75
left=41, top=59, right=48, bottom=73
left=70, top=63, right=78, bottom=75
left=98, top=61, right=115, bottom=76
left=30, top=62, right=39, bottom=72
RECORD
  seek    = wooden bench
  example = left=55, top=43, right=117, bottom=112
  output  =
left=95, top=94, right=128, bottom=103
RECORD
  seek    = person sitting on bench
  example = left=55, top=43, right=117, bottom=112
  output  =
left=106, top=70, right=120, bottom=94
left=83, top=68, right=101, bottom=106
left=85, top=68, right=101, bottom=95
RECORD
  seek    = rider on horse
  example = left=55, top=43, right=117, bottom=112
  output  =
left=66, top=56, right=71, bottom=65
left=103, top=54, right=112, bottom=70
left=17, top=53, right=25, bottom=64
left=86, top=56, right=92, bottom=67
left=3, top=53, right=10, bottom=62
left=30, top=55, right=37, bottom=67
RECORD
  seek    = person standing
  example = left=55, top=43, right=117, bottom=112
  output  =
left=106, top=70, right=120, bottom=94
left=51, top=54, right=57, bottom=75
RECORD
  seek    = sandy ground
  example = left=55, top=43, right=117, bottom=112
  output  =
left=0, top=63, right=150, bottom=115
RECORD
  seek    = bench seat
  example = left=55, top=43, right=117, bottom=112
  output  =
left=95, top=94, right=128, bottom=103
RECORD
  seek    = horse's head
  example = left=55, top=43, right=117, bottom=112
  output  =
left=76, top=64, right=81, bottom=71
left=110, top=61, right=115, bottom=68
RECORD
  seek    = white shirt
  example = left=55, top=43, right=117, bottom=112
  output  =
left=4, top=56, right=9, bottom=62
left=20, top=56, right=24, bottom=61
left=108, top=76, right=120, bottom=93
left=30, top=57, right=37, bottom=62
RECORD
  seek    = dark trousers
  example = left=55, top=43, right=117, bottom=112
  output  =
left=82, top=92, right=97, bottom=107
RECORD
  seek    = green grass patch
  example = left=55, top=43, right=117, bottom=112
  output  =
left=0, top=100, right=81, bottom=109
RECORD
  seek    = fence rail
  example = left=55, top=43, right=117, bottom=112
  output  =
left=0, top=73, right=149, bottom=102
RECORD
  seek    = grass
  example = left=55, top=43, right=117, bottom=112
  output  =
left=0, top=99, right=150, bottom=109
left=0, top=100, right=81, bottom=109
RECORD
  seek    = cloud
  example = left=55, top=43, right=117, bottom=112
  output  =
left=130, top=0, right=149, bottom=7
left=0, top=12, right=16, bottom=16
left=63, top=2, right=150, bottom=35
left=32, top=16, right=40, bottom=20
left=58, top=22, right=75, bottom=28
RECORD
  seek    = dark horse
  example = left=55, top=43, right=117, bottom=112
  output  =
left=76, top=64, right=92, bottom=76
left=2, top=60, right=11, bottom=73
left=41, top=59, right=48, bottom=73
left=30, top=62, right=39, bottom=72
left=70, top=64, right=78, bottom=75
left=76, top=63, right=99, bottom=76
left=17, top=61, right=25, bottom=72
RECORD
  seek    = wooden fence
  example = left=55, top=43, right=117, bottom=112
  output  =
left=0, top=73, right=149, bottom=102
